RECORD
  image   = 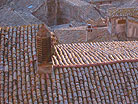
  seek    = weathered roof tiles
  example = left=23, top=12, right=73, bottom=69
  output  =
left=0, top=24, right=138, bottom=103
left=53, top=41, right=138, bottom=66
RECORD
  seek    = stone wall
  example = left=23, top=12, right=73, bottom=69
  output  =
left=109, top=17, right=126, bottom=35
left=127, top=18, right=138, bottom=38
left=108, top=18, right=127, bottom=41
left=115, top=18, right=126, bottom=34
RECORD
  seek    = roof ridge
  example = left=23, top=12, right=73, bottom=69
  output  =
left=53, top=58, right=138, bottom=69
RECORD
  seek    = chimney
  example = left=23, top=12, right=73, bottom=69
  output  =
left=36, top=24, right=52, bottom=74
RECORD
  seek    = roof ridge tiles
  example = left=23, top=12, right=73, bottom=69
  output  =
left=53, top=58, right=138, bottom=69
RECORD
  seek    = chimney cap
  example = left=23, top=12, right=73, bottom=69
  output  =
left=37, top=24, right=51, bottom=37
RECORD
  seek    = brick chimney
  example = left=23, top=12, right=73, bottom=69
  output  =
left=36, top=24, right=52, bottom=74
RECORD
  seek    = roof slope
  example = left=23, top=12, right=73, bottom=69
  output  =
left=108, top=7, right=138, bottom=17
left=0, top=24, right=138, bottom=103
left=120, top=0, right=138, bottom=8
left=0, top=6, right=42, bottom=27
left=8, top=0, right=44, bottom=13
left=53, top=41, right=138, bottom=66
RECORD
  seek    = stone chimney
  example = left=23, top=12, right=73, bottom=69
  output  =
left=36, top=24, right=52, bottom=74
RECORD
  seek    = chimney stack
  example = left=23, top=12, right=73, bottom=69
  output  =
left=36, top=24, right=52, bottom=74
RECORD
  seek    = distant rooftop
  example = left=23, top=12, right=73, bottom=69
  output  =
left=0, top=6, right=42, bottom=27
left=8, top=0, right=44, bottom=13
left=108, top=7, right=138, bottom=17
left=128, top=16, right=138, bottom=22
left=120, top=0, right=138, bottom=8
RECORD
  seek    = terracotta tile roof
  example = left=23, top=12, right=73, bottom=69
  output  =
left=108, top=7, right=138, bottom=17
left=53, top=41, right=138, bottom=66
left=0, top=6, right=42, bottom=27
left=0, top=24, right=138, bottom=103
